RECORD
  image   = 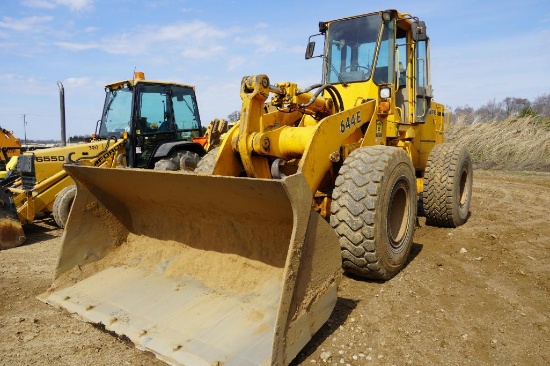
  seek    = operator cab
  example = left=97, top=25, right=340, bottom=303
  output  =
left=97, top=75, right=202, bottom=168
left=306, top=9, right=433, bottom=123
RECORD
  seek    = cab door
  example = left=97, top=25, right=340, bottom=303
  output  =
left=412, top=21, right=432, bottom=123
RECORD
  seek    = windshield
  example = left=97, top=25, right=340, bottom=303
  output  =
left=325, top=14, right=382, bottom=84
left=99, top=88, right=132, bottom=137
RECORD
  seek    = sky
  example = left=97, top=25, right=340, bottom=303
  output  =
left=1, top=0, right=549, bottom=141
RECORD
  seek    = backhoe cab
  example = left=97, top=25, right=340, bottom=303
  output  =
left=98, top=72, right=205, bottom=169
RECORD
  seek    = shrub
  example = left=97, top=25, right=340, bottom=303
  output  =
left=446, top=116, right=550, bottom=171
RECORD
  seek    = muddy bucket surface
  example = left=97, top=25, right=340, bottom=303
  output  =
left=40, top=165, right=342, bottom=365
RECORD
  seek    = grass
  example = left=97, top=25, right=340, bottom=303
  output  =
left=445, top=116, right=550, bottom=171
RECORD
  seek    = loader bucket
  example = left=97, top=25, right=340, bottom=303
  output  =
left=0, top=188, right=25, bottom=249
left=40, top=165, right=342, bottom=366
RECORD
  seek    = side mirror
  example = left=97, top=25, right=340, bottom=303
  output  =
left=411, top=21, right=428, bottom=41
left=305, top=41, right=316, bottom=60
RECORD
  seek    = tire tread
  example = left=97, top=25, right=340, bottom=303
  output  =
left=330, top=146, right=416, bottom=280
left=423, top=143, right=472, bottom=227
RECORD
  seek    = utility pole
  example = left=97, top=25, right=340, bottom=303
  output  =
left=23, top=114, right=27, bottom=146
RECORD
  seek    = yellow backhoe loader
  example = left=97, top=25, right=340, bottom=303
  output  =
left=0, top=72, right=207, bottom=249
left=41, top=9, right=472, bottom=365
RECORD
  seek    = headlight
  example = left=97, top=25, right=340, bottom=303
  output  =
left=380, top=87, right=391, bottom=99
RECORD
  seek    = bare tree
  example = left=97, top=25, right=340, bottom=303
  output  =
left=451, top=94, right=549, bottom=124
left=227, top=111, right=241, bottom=123
left=452, top=105, right=475, bottom=124
left=502, top=97, right=531, bottom=117
left=475, top=99, right=506, bottom=122
left=532, top=93, right=550, bottom=117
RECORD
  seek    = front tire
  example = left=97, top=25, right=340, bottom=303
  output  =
left=422, top=143, right=473, bottom=228
left=53, top=185, right=76, bottom=229
left=330, top=146, right=417, bottom=280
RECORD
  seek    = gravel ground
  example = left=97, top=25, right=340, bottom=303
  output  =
left=1, top=169, right=549, bottom=365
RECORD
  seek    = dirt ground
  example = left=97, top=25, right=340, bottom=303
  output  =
left=0, top=169, right=548, bottom=366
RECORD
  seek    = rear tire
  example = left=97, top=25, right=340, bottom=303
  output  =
left=53, top=185, right=76, bottom=229
left=154, top=150, right=201, bottom=171
left=330, top=146, right=417, bottom=280
left=423, top=143, right=472, bottom=228
left=195, top=147, right=219, bottom=174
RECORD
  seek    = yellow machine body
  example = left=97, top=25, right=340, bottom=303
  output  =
left=0, top=138, right=125, bottom=248
left=41, top=9, right=471, bottom=366
left=10, top=139, right=123, bottom=222
left=212, top=9, right=448, bottom=202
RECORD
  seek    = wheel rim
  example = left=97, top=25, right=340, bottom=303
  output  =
left=459, top=168, right=469, bottom=207
left=387, top=179, right=410, bottom=250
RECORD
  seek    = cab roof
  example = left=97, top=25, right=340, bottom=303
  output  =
left=105, top=72, right=195, bottom=91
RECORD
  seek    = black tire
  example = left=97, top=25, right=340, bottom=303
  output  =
left=154, top=150, right=201, bottom=171
left=422, top=143, right=473, bottom=228
left=53, top=185, right=76, bottom=229
left=330, top=146, right=417, bottom=280
left=195, top=147, right=219, bottom=174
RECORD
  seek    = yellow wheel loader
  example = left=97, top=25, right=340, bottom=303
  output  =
left=41, top=9, right=473, bottom=366
left=0, top=72, right=206, bottom=249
